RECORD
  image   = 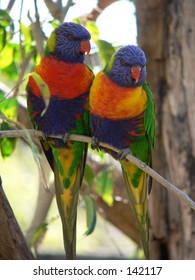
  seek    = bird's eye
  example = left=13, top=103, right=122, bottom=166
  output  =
left=121, top=59, right=130, bottom=66
left=68, top=34, right=75, bottom=40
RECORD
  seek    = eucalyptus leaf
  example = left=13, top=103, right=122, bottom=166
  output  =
left=1, top=60, right=18, bottom=80
left=97, top=40, right=115, bottom=66
left=84, top=163, right=94, bottom=189
left=20, top=23, right=33, bottom=54
left=0, top=95, right=18, bottom=157
left=83, top=195, right=96, bottom=236
left=49, top=19, right=60, bottom=29
left=0, top=43, right=14, bottom=69
left=0, top=9, right=14, bottom=52
left=86, top=21, right=99, bottom=43
left=25, top=72, right=50, bottom=115
left=95, top=169, right=114, bottom=206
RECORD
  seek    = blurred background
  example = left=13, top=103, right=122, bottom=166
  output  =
left=0, top=0, right=195, bottom=260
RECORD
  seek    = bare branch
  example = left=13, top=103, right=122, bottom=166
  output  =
left=81, top=0, right=119, bottom=22
left=0, top=177, right=33, bottom=259
left=31, top=0, right=45, bottom=56
left=12, top=51, right=35, bottom=97
left=27, top=1, right=45, bottom=56
left=62, top=0, right=74, bottom=20
left=0, top=129, right=195, bottom=211
left=44, top=0, right=74, bottom=22
left=6, top=0, right=16, bottom=12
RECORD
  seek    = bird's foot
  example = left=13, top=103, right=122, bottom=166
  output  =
left=117, top=148, right=132, bottom=160
left=91, top=136, right=100, bottom=152
left=62, top=132, right=71, bottom=143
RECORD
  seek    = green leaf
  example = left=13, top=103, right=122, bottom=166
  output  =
left=0, top=93, right=18, bottom=119
left=49, top=19, right=60, bottom=29
left=95, top=169, right=114, bottom=206
left=83, top=195, right=96, bottom=236
left=20, top=23, right=33, bottom=54
left=0, top=9, right=14, bottom=30
left=20, top=23, right=32, bottom=45
left=0, top=118, right=16, bottom=158
left=0, top=94, right=18, bottom=157
left=84, top=163, right=94, bottom=189
left=86, top=21, right=99, bottom=43
left=25, top=72, right=50, bottom=115
left=0, top=43, right=14, bottom=69
left=0, top=134, right=16, bottom=157
left=72, top=18, right=81, bottom=24
left=0, top=27, right=6, bottom=52
left=0, top=9, right=14, bottom=52
left=1, top=60, right=18, bottom=80
left=97, top=40, right=115, bottom=66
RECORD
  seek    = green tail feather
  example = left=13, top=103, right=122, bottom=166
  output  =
left=122, top=164, right=150, bottom=259
left=54, top=162, right=79, bottom=259
left=52, top=143, right=87, bottom=260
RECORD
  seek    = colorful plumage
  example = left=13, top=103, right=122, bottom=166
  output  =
left=89, top=45, right=155, bottom=259
left=26, top=22, right=94, bottom=259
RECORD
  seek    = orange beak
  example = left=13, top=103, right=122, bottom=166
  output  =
left=80, top=40, right=91, bottom=54
left=130, top=66, right=141, bottom=83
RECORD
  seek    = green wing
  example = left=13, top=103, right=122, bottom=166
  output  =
left=143, top=82, right=155, bottom=193
left=143, top=82, right=155, bottom=151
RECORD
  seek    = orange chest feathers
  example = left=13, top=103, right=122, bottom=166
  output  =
left=89, top=72, right=147, bottom=120
left=27, top=56, right=94, bottom=99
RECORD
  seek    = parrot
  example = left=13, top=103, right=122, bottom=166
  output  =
left=26, top=22, right=94, bottom=259
left=89, top=45, right=155, bottom=259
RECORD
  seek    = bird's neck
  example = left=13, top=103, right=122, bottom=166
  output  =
left=44, top=51, right=84, bottom=63
left=28, top=56, right=93, bottom=99
left=90, top=72, right=147, bottom=120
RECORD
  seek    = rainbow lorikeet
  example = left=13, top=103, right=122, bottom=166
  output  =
left=26, top=22, right=94, bottom=259
left=89, top=45, right=155, bottom=259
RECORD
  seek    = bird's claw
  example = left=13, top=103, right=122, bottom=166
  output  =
left=91, top=136, right=100, bottom=152
left=117, top=148, right=132, bottom=160
left=62, top=132, right=70, bottom=143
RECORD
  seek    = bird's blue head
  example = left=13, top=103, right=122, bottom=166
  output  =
left=104, top=45, right=147, bottom=88
left=45, top=22, right=91, bottom=63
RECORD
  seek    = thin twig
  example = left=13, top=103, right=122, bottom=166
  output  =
left=12, top=51, right=35, bottom=97
left=0, top=129, right=195, bottom=211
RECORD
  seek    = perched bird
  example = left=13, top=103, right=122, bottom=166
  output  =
left=26, top=22, right=94, bottom=259
left=89, top=45, right=155, bottom=259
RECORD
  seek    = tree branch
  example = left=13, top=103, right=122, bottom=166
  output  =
left=12, top=51, right=35, bottom=97
left=44, top=0, right=74, bottom=22
left=80, top=0, right=119, bottom=22
left=6, top=0, right=16, bottom=12
left=0, top=176, right=33, bottom=259
left=0, top=129, right=195, bottom=211
left=27, top=0, right=45, bottom=56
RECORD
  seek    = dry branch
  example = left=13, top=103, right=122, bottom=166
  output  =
left=0, top=129, right=195, bottom=211
left=0, top=177, right=33, bottom=259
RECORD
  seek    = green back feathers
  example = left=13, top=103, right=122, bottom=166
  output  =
left=143, top=82, right=155, bottom=149
left=44, top=30, right=56, bottom=56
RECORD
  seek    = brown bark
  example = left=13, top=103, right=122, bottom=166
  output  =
left=135, top=0, right=195, bottom=259
left=0, top=177, right=33, bottom=259
left=85, top=0, right=119, bottom=21
left=95, top=196, right=141, bottom=247
left=44, top=0, right=74, bottom=22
